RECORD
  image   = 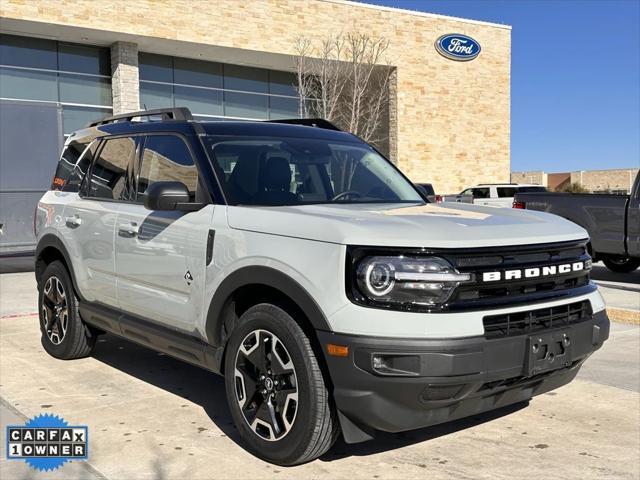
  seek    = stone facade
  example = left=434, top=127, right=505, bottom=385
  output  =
left=0, top=0, right=511, bottom=193
left=110, top=41, right=140, bottom=114
left=512, top=169, right=639, bottom=193
left=510, top=171, right=546, bottom=186
left=570, top=169, right=639, bottom=193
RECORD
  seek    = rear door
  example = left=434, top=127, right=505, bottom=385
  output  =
left=58, top=135, right=136, bottom=306
left=470, top=187, right=492, bottom=206
left=114, top=134, right=213, bottom=332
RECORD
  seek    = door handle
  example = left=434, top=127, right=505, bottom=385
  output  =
left=65, top=215, right=82, bottom=228
left=118, top=222, right=139, bottom=238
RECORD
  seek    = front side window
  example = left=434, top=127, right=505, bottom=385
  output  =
left=86, top=137, right=135, bottom=201
left=204, top=136, right=423, bottom=206
left=136, top=135, right=198, bottom=202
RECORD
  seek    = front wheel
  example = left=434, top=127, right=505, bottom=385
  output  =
left=224, top=304, right=339, bottom=465
left=602, top=255, right=640, bottom=273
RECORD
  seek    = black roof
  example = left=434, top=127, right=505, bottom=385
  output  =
left=70, top=107, right=356, bottom=143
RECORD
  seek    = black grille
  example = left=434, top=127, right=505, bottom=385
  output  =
left=483, top=300, right=592, bottom=339
left=447, top=240, right=593, bottom=311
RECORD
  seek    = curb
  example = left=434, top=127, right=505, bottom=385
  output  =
left=607, top=307, right=640, bottom=325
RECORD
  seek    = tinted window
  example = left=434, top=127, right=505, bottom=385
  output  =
left=137, top=135, right=198, bottom=202
left=87, top=137, right=135, bottom=200
left=52, top=140, right=98, bottom=192
left=497, top=187, right=517, bottom=198
left=472, top=188, right=490, bottom=199
left=205, top=137, right=422, bottom=206
left=517, top=186, right=547, bottom=193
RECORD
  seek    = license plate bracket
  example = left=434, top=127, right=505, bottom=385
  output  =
left=525, top=331, right=572, bottom=376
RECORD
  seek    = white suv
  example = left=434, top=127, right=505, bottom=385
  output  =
left=35, top=108, right=608, bottom=465
left=459, top=183, right=547, bottom=208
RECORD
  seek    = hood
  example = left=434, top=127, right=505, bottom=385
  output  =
left=226, top=202, right=588, bottom=248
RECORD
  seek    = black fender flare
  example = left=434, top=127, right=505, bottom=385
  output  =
left=35, top=234, right=82, bottom=297
left=204, top=265, right=331, bottom=348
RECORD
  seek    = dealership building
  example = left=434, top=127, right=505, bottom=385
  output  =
left=0, top=0, right=511, bottom=253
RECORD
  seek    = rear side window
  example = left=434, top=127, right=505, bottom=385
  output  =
left=472, top=188, right=490, bottom=198
left=136, top=135, right=198, bottom=202
left=52, top=140, right=96, bottom=191
left=497, top=187, right=517, bottom=198
left=86, top=137, right=136, bottom=201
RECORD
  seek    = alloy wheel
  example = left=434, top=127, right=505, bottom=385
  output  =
left=41, top=276, right=68, bottom=345
left=234, top=329, right=298, bottom=441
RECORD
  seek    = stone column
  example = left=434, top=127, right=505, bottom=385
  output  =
left=110, top=41, right=140, bottom=114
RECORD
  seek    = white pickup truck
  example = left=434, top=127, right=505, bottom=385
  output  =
left=459, top=183, right=548, bottom=208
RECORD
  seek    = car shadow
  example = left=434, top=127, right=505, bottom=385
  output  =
left=320, top=402, right=528, bottom=462
left=91, top=333, right=529, bottom=463
left=90, top=333, right=242, bottom=444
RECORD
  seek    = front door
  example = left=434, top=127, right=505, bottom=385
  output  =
left=114, top=134, right=213, bottom=332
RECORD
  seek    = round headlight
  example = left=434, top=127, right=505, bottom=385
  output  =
left=359, top=259, right=396, bottom=296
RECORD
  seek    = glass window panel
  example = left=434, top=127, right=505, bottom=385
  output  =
left=224, top=91, right=268, bottom=119
left=87, top=136, right=135, bottom=200
left=59, top=73, right=112, bottom=106
left=0, top=67, right=57, bottom=101
left=139, top=52, right=173, bottom=82
left=137, top=135, right=198, bottom=201
left=0, top=34, right=57, bottom=70
left=140, top=82, right=173, bottom=110
left=269, top=70, right=297, bottom=96
left=174, top=57, right=222, bottom=88
left=269, top=96, right=300, bottom=119
left=58, top=43, right=110, bottom=76
left=174, top=85, right=223, bottom=116
left=62, top=106, right=111, bottom=135
left=223, top=64, right=268, bottom=93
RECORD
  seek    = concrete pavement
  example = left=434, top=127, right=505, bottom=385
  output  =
left=1, top=270, right=639, bottom=479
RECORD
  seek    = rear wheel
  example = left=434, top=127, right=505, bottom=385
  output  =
left=602, top=255, right=640, bottom=273
left=224, top=304, right=339, bottom=465
left=38, top=261, right=96, bottom=359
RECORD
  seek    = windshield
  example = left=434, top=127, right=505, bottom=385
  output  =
left=204, top=136, right=424, bottom=206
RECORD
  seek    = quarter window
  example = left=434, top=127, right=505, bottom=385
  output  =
left=86, top=137, right=136, bottom=201
left=136, top=135, right=198, bottom=202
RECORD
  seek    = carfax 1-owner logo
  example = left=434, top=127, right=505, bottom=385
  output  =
left=6, top=413, right=88, bottom=472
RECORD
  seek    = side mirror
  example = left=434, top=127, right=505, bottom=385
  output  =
left=144, top=181, right=200, bottom=211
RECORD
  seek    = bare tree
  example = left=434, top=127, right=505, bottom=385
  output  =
left=294, top=33, right=393, bottom=150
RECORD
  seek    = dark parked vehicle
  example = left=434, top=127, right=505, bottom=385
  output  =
left=514, top=173, right=640, bottom=272
left=414, top=183, right=439, bottom=202
left=414, top=183, right=472, bottom=204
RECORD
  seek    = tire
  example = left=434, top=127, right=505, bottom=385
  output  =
left=224, top=303, right=339, bottom=465
left=38, top=260, right=96, bottom=359
left=602, top=255, right=640, bottom=273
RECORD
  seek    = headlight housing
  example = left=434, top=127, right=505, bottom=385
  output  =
left=349, top=254, right=470, bottom=311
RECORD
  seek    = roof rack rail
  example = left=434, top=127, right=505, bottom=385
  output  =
left=87, top=107, right=193, bottom=127
left=266, top=118, right=342, bottom=131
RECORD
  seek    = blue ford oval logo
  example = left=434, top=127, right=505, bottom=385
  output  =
left=435, top=34, right=481, bottom=61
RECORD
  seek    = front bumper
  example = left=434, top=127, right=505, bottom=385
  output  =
left=317, top=309, right=609, bottom=442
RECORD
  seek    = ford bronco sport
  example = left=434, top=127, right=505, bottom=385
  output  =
left=35, top=107, right=609, bottom=465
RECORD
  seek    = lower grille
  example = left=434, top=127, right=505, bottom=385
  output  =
left=483, top=300, right=592, bottom=339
